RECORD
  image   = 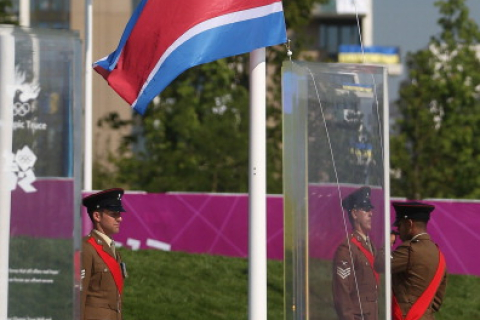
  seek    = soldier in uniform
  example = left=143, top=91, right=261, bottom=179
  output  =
left=332, top=186, right=383, bottom=320
left=81, top=188, right=128, bottom=320
left=391, top=202, right=447, bottom=320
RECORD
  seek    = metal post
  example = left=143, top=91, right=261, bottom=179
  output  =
left=383, top=66, right=392, bottom=320
left=19, top=0, right=30, bottom=27
left=248, top=47, right=267, bottom=320
left=84, top=0, right=93, bottom=191
left=0, top=32, right=15, bottom=320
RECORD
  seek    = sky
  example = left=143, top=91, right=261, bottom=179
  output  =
left=373, top=0, right=480, bottom=101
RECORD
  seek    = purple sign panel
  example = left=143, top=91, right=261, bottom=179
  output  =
left=82, top=192, right=284, bottom=260
left=78, top=190, right=480, bottom=277
left=11, top=179, right=74, bottom=239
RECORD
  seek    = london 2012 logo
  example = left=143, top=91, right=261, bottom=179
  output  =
left=4, top=146, right=37, bottom=193
left=12, top=67, right=40, bottom=118
left=4, top=67, right=41, bottom=192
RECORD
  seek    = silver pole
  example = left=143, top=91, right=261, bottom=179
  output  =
left=19, top=0, right=30, bottom=27
left=84, top=0, right=93, bottom=191
left=0, top=32, right=15, bottom=320
left=248, top=47, right=267, bottom=320
left=383, top=66, right=392, bottom=320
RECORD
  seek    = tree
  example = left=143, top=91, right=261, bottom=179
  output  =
left=98, top=58, right=251, bottom=192
left=390, top=0, right=480, bottom=199
left=95, top=0, right=328, bottom=193
left=0, top=0, right=16, bottom=24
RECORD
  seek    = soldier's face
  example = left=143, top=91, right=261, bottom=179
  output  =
left=353, top=208, right=373, bottom=233
left=94, top=210, right=123, bottom=236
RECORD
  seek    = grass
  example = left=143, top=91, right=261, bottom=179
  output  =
left=120, top=249, right=480, bottom=320
left=121, top=249, right=283, bottom=320
left=436, top=274, right=480, bottom=320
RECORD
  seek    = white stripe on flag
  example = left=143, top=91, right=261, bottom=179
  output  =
left=134, top=2, right=284, bottom=105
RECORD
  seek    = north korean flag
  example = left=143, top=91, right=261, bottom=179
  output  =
left=94, top=0, right=287, bottom=115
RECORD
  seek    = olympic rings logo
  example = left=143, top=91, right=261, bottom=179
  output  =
left=17, top=154, right=33, bottom=163
left=13, top=102, right=31, bottom=117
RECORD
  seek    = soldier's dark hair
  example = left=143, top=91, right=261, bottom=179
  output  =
left=87, top=208, right=103, bottom=223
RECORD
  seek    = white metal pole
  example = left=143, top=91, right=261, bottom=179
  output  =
left=0, top=33, right=15, bottom=320
left=362, top=0, right=373, bottom=46
left=84, top=0, right=93, bottom=191
left=248, top=47, right=267, bottom=320
left=383, top=66, right=392, bottom=320
left=19, top=0, right=30, bottom=27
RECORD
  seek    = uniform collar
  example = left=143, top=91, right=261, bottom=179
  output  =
left=353, top=230, right=368, bottom=242
left=93, top=229, right=114, bottom=247
left=411, top=232, right=429, bottom=241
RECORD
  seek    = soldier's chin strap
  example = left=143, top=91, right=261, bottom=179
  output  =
left=392, top=249, right=446, bottom=320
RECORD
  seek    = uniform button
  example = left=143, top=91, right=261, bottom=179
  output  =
left=104, top=268, right=108, bottom=272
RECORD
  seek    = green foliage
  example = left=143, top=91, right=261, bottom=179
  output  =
left=120, top=249, right=479, bottom=320
left=94, top=0, right=328, bottom=194
left=0, top=0, right=16, bottom=24
left=283, top=0, right=327, bottom=32
left=391, top=0, right=480, bottom=199
left=99, top=58, right=251, bottom=193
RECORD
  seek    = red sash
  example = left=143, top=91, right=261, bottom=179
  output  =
left=351, top=236, right=379, bottom=283
left=88, top=237, right=124, bottom=294
left=392, top=250, right=446, bottom=320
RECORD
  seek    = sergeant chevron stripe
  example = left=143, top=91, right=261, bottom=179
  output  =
left=337, top=266, right=351, bottom=279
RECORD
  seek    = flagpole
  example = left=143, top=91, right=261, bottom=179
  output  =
left=84, top=0, right=93, bottom=191
left=19, top=0, right=30, bottom=27
left=383, top=66, right=392, bottom=320
left=0, top=34, right=15, bottom=320
left=248, top=47, right=267, bottom=320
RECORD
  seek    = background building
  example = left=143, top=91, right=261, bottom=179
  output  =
left=70, top=1, right=133, bottom=169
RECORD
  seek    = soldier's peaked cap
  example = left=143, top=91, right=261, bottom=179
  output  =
left=82, top=188, right=126, bottom=213
left=392, top=201, right=434, bottom=226
left=341, top=186, right=374, bottom=212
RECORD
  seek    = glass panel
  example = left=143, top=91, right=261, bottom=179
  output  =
left=0, top=25, right=82, bottom=320
left=283, top=61, right=387, bottom=320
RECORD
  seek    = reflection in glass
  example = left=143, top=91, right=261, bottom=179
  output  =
left=283, top=61, right=387, bottom=320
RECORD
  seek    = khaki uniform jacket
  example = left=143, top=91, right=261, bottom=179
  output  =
left=391, top=233, right=447, bottom=320
left=81, top=231, right=124, bottom=320
left=332, top=232, right=383, bottom=320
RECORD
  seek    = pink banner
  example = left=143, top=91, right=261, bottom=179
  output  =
left=81, top=191, right=480, bottom=277
left=82, top=192, right=284, bottom=259
left=11, top=179, right=74, bottom=239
